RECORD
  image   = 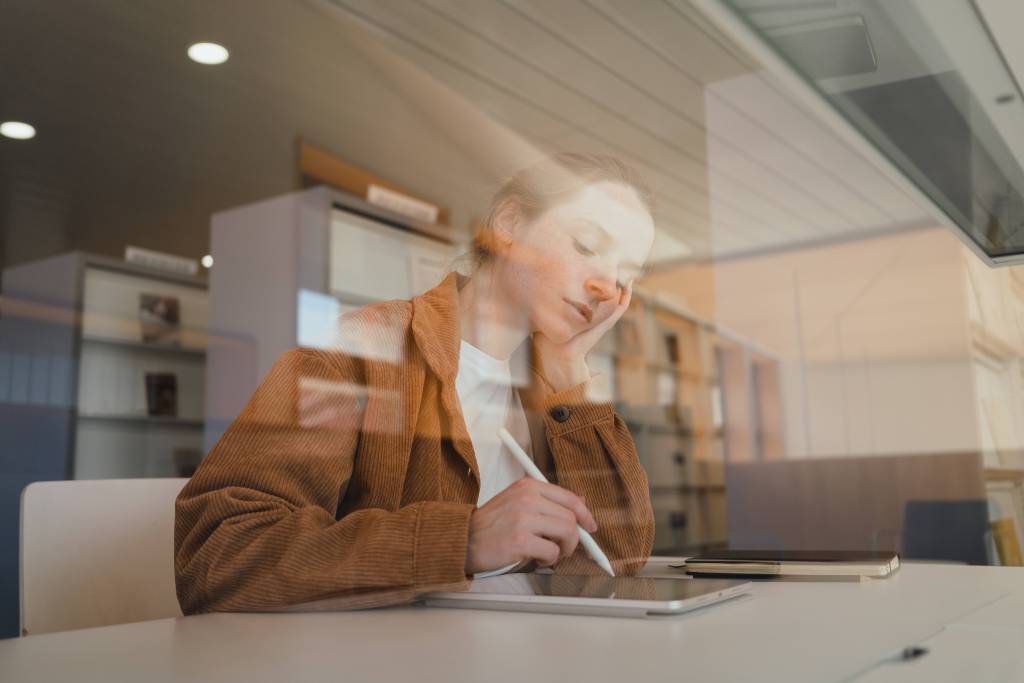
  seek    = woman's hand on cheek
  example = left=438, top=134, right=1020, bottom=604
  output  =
left=534, top=281, right=633, bottom=392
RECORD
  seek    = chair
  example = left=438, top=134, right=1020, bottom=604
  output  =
left=20, top=478, right=188, bottom=636
left=725, top=452, right=987, bottom=552
left=902, top=500, right=992, bottom=566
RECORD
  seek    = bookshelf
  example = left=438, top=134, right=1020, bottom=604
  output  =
left=615, top=287, right=782, bottom=555
left=0, top=252, right=209, bottom=480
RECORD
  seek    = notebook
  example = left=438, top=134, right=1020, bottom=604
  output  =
left=678, top=550, right=900, bottom=578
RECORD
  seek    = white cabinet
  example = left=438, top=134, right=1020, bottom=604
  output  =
left=0, top=252, right=208, bottom=479
left=329, top=210, right=453, bottom=304
left=206, top=186, right=457, bottom=450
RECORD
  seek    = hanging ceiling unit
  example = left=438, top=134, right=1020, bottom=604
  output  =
left=696, top=0, right=1024, bottom=266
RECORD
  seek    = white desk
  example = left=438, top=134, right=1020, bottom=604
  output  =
left=2, top=560, right=1022, bottom=682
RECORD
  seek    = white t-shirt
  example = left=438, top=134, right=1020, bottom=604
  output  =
left=454, top=339, right=531, bottom=507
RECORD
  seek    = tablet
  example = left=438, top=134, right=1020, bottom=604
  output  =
left=422, top=573, right=750, bottom=618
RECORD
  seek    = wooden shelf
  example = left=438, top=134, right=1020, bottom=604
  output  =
left=985, top=468, right=1024, bottom=481
left=82, top=335, right=206, bottom=359
left=78, top=413, right=204, bottom=429
left=650, top=484, right=727, bottom=494
left=645, top=361, right=678, bottom=373
left=624, top=420, right=694, bottom=436
left=642, top=361, right=717, bottom=382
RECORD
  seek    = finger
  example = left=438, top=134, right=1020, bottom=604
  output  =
left=505, top=481, right=584, bottom=530
left=586, top=306, right=625, bottom=346
left=531, top=481, right=598, bottom=532
left=523, top=535, right=562, bottom=567
left=530, top=494, right=579, bottom=525
left=525, top=515, right=580, bottom=560
left=594, top=281, right=633, bottom=335
left=620, top=280, right=633, bottom=309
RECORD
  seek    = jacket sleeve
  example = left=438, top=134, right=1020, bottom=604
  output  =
left=174, top=348, right=473, bottom=615
left=539, top=378, right=655, bottom=576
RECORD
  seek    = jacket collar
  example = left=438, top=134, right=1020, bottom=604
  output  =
left=411, top=272, right=463, bottom=382
left=411, top=270, right=545, bottom=396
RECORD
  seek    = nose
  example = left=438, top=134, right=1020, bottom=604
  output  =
left=585, top=276, right=617, bottom=304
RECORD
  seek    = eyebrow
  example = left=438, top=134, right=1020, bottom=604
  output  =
left=575, top=218, right=645, bottom=273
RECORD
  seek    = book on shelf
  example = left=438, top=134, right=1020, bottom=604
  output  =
left=991, top=518, right=1023, bottom=566
left=986, top=475, right=1024, bottom=563
left=138, top=293, right=181, bottom=345
left=144, top=372, right=178, bottom=417
left=664, top=332, right=680, bottom=365
left=173, top=447, right=202, bottom=477
left=616, top=315, right=643, bottom=356
left=655, top=369, right=678, bottom=412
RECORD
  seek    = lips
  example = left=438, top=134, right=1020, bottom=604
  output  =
left=564, top=298, right=593, bottom=323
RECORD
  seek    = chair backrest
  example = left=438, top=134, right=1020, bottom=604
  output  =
left=725, top=451, right=986, bottom=551
left=20, top=478, right=188, bottom=636
left=903, top=500, right=991, bottom=565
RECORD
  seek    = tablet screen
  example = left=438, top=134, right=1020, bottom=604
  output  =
left=466, top=573, right=745, bottom=602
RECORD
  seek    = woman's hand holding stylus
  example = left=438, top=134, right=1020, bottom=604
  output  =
left=464, top=478, right=598, bottom=575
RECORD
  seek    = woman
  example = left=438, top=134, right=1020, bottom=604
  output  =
left=174, top=153, right=657, bottom=614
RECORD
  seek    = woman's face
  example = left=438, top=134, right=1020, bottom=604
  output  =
left=497, top=181, right=655, bottom=344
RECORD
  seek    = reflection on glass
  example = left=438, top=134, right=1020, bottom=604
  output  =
left=723, top=0, right=1024, bottom=261
left=6, top=0, right=1024, bottom=642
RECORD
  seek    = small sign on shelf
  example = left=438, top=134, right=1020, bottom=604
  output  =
left=366, top=184, right=440, bottom=224
left=125, top=246, right=199, bottom=276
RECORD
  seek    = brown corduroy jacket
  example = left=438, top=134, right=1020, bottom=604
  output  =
left=174, top=273, right=654, bottom=614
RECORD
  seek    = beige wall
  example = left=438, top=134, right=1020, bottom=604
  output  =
left=697, top=227, right=985, bottom=458
left=717, top=227, right=981, bottom=458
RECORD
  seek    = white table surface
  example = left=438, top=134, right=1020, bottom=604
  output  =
left=2, top=559, right=1022, bottom=683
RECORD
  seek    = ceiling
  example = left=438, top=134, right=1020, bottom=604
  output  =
left=324, top=0, right=933, bottom=261
left=6, top=0, right=1013, bottom=275
left=978, top=0, right=1024, bottom=91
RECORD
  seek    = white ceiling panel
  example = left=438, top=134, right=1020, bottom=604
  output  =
left=327, top=0, right=933, bottom=262
left=709, top=74, right=926, bottom=224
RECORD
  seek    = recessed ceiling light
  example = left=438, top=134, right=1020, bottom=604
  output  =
left=201, top=254, right=214, bottom=268
left=187, top=42, right=229, bottom=65
left=1, top=121, right=36, bottom=140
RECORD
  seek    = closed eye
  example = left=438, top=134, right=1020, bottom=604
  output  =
left=572, top=238, right=596, bottom=257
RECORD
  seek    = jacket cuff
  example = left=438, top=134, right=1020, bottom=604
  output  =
left=413, top=502, right=475, bottom=587
left=542, top=374, right=614, bottom=436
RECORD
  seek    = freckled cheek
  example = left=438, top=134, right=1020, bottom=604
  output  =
left=536, top=254, right=577, bottom=309
left=514, top=243, right=566, bottom=290
left=523, top=254, right=576, bottom=334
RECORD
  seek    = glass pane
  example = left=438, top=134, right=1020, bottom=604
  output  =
left=4, top=0, right=1024, bottom=641
left=720, top=0, right=1024, bottom=260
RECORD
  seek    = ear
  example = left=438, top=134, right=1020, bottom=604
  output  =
left=491, top=198, right=521, bottom=246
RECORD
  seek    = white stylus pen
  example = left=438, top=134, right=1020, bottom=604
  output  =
left=497, top=428, right=615, bottom=577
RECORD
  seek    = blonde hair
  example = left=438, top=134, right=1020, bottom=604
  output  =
left=471, top=152, right=654, bottom=266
